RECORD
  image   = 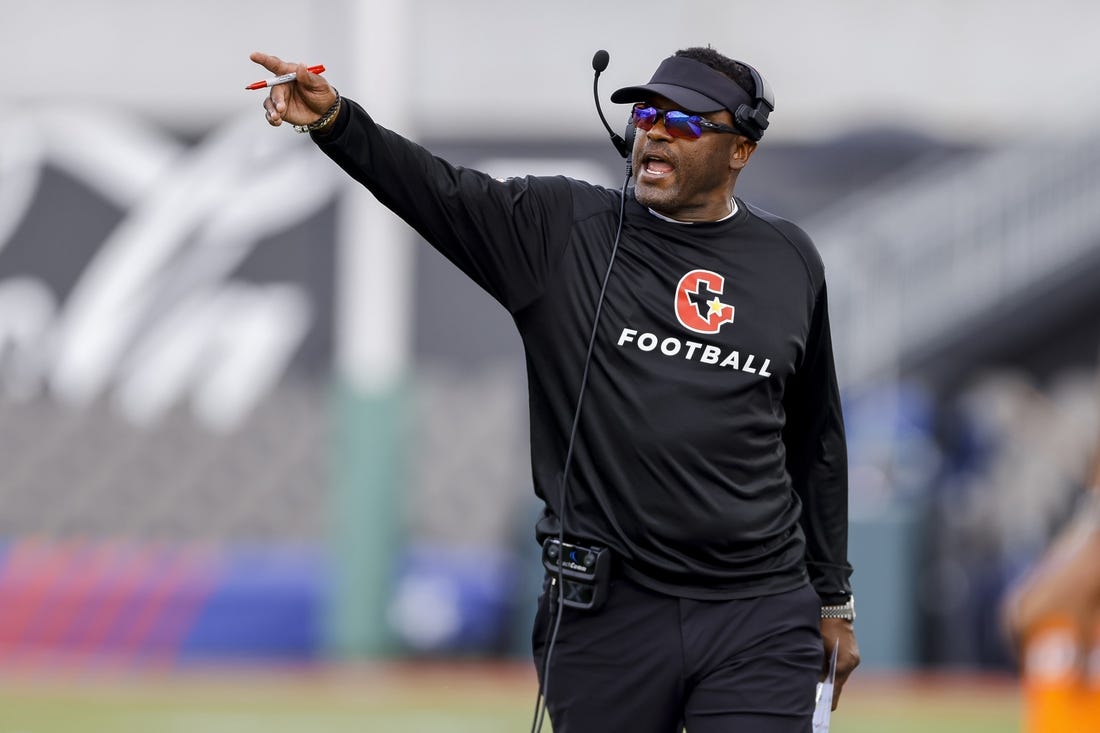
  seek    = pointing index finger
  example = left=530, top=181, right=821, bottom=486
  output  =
left=249, top=51, right=295, bottom=76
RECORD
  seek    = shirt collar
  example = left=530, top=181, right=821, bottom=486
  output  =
left=647, top=198, right=738, bottom=224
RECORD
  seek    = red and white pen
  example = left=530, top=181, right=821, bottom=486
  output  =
left=245, top=64, right=325, bottom=90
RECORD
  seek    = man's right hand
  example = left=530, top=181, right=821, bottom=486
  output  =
left=250, top=52, right=337, bottom=128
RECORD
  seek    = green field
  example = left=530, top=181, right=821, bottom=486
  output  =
left=0, top=664, right=1021, bottom=732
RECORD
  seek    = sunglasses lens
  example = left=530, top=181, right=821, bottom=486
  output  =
left=632, top=106, right=658, bottom=130
left=631, top=106, right=704, bottom=139
left=664, top=111, right=703, bottom=139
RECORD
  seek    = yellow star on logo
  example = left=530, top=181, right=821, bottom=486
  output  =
left=707, top=297, right=725, bottom=316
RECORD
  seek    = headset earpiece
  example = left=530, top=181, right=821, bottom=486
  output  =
left=732, top=61, right=775, bottom=141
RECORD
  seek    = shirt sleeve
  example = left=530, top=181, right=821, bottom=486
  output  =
left=312, top=98, right=575, bottom=313
left=782, top=280, right=853, bottom=603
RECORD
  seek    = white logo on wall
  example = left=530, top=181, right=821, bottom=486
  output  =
left=0, top=109, right=342, bottom=431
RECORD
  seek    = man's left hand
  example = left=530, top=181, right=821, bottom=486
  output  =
left=820, top=618, right=860, bottom=710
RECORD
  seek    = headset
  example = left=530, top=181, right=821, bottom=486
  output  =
left=731, top=61, right=774, bottom=142
left=594, top=49, right=774, bottom=145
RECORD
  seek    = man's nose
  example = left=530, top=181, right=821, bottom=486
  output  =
left=645, top=119, right=674, bottom=140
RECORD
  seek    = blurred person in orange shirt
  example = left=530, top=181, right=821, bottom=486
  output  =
left=1003, top=435, right=1100, bottom=732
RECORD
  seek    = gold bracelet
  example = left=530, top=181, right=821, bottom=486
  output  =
left=293, top=91, right=341, bottom=134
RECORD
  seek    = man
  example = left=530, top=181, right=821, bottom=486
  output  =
left=252, top=45, right=859, bottom=733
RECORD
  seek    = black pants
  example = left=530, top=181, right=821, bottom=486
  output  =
left=532, top=575, right=822, bottom=733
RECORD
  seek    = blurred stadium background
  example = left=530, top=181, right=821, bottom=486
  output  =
left=3, top=0, right=1100, bottom=729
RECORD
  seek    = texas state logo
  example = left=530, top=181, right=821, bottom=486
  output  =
left=674, top=269, right=736, bottom=334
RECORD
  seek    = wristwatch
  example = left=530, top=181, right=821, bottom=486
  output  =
left=820, top=595, right=856, bottom=621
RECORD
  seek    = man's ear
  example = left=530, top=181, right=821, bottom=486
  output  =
left=730, top=139, right=758, bottom=171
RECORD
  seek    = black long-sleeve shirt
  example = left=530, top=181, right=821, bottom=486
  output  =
left=315, top=100, right=852, bottom=603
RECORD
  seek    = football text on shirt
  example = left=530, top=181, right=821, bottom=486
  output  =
left=616, top=327, right=773, bottom=378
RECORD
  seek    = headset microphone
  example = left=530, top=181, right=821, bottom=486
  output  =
left=591, top=50, right=630, bottom=159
